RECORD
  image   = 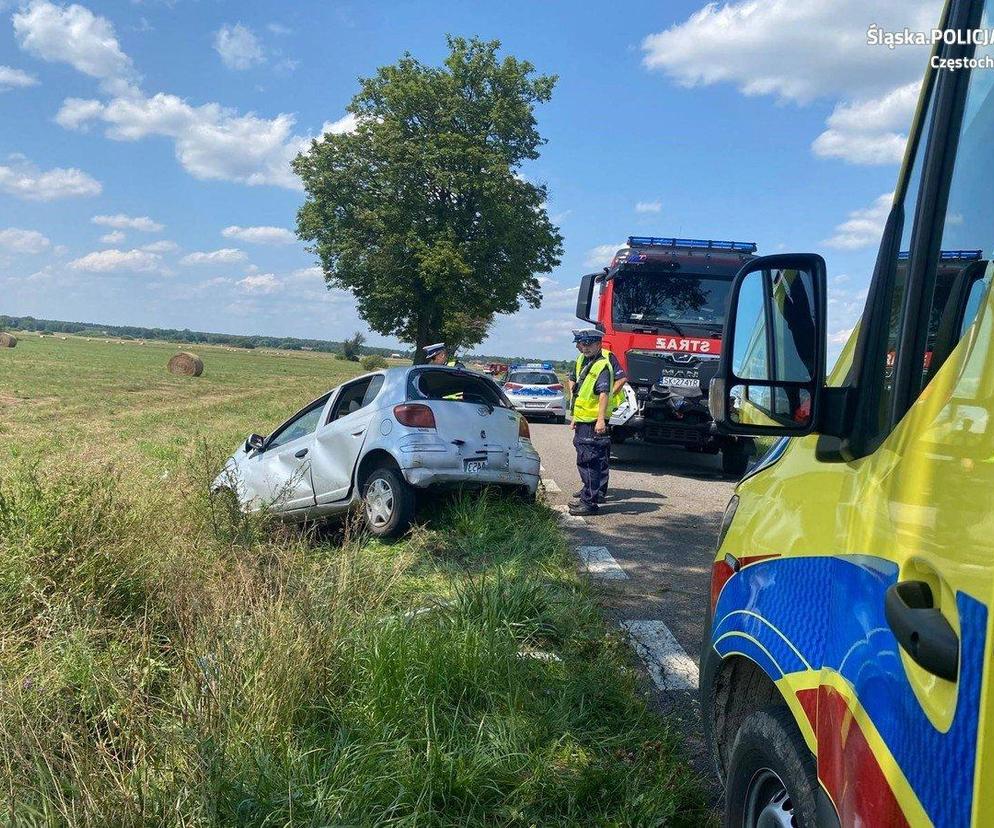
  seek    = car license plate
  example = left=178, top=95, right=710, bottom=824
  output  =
left=464, top=459, right=486, bottom=473
left=659, top=376, right=699, bottom=388
left=525, top=402, right=545, bottom=408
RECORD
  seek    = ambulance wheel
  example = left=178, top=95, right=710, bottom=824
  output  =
left=721, top=439, right=752, bottom=478
left=725, top=706, right=818, bottom=828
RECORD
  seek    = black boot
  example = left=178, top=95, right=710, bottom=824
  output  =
left=568, top=501, right=599, bottom=516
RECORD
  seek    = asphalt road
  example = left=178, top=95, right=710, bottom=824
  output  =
left=528, top=421, right=736, bottom=774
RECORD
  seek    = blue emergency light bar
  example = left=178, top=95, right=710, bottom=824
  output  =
left=896, top=249, right=983, bottom=261
left=627, top=236, right=757, bottom=253
left=510, top=362, right=554, bottom=371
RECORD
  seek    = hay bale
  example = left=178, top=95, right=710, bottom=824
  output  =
left=0, top=333, right=17, bottom=348
left=167, top=352, right=204, bottom=377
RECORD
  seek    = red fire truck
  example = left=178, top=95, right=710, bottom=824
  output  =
left=575, top=236, right=757, bottom=476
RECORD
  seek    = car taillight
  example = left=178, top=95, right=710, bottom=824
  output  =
left=393, top=403, right=436, bottom=429
left=518, top=417, right=530, bottom=439
left=548, top=383, right=563, bottom=391
left=505, top=382, right=522, bottom=390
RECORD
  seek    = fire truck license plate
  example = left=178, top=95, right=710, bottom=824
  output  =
left=659, top=376, right=699, bottom=388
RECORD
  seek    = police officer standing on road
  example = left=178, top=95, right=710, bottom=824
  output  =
left=568, top=329, right=616, bottom=516
left=568, top=335, right=626, bottom=508
left=423, top=342, right=465, bottom=368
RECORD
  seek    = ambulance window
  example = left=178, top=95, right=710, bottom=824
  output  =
left=912, top=26, right=994, bottom=399
left=870, top=89, right=936, bottom=441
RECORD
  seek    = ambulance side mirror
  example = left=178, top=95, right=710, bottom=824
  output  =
left=710, top=253, right=827, bottom=437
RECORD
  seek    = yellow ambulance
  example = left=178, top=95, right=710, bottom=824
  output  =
left=703, top=0, right=994, bottom=824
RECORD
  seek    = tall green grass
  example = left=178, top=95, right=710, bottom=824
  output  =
left=0, top=450, right=709, bottom=825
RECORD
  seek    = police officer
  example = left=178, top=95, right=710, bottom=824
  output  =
left=568, top=337, right=626, bottom=506
left=423, top=342, right=465, bottom=368
left=568, top=329, right=615, bottom=516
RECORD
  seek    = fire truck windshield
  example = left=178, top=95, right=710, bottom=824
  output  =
left=611, top=267, right=733, bottom=330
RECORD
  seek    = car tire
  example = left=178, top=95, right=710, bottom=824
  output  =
left=362, top=467, right=415, bottom=538
left=721, top=438, right=753, bottom=478
left=611, top=428, right=628, bottom=444
left=724, top=706, right=819, bottom=828
left=555, top=415, right=566, bottom=425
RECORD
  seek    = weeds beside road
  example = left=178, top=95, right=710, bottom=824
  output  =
left=0, top=336, right=713, bottom=825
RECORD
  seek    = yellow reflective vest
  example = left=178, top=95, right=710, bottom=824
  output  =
left=572, top=353, right=614, bottom=423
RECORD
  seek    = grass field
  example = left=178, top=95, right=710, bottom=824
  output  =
left=0, top=334, right=711, bottom=825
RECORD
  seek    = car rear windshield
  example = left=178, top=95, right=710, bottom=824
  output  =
left=612, top=266, right=733, bottom=330
left=508, top=371, right=558, bottom=385
left=408, top=369, right=510, bottom=407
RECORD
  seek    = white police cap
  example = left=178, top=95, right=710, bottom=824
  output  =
left=423, top=342, right=447, bottom=358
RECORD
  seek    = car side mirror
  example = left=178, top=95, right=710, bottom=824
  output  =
left=709, top=253, right=827, bottom=437
left=245, top=433, right=266, bottom=452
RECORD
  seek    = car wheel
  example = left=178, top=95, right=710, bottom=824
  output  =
left=725, top=706, right=819, bottom=828
left=363, top=467, right=415, bottom=538
left=555, top=415, right=566, bottom=425
left=721, top=438, right=753, bottom=478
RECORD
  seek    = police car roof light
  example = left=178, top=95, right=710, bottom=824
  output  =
left=627, top=236, right=757, bottom=253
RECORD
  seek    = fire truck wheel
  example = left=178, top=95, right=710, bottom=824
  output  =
left=721, top=438, right=753, bottom=478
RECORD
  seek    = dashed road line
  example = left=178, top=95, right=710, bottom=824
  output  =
left=576, top=545, right=628, bottom=580
left=621, top=619, right=700, bottom=691
left=541, top=477, right=562, bottom=493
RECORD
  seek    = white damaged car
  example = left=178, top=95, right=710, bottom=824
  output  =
left=214, top=366, right=541, bottom=537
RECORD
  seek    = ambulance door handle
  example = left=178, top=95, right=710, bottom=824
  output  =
left=884, top=581, right=959, bottom=682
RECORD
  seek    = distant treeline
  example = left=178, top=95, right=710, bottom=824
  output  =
left=0, top=314, right=569, bottom=368
left=0, top=315, right=405, bottom=357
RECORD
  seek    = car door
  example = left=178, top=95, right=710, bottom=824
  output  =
left=310, top=374, right=385, bottom=504
left=824, top=5, right=994, bottom=823
left=241, top=394, right=330, bottom=512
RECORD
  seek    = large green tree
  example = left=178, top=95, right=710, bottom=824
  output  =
left=293, top=36, right=563, bottom=360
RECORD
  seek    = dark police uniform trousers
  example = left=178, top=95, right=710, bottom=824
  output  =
left=573, top=423, right=611, bottom=506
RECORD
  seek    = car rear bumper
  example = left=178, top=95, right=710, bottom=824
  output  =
left=510, top=400, right=566, bottom=416
left=398, top=440, right=541, bottom=492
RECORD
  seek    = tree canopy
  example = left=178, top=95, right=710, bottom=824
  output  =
left=293, top=36, right=563, bottom=360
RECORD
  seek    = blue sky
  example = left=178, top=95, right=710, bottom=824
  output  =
left=0, top=0, right=942, bottom=359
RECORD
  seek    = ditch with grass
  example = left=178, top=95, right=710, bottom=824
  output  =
left=0, top=335, right=712, bottom=825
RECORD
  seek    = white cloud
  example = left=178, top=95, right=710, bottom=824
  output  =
left=0, top=227, right=50, bottom=253
left=13, top=0, right=137, bottom=94
left=0, top=154, right=101, bottom=200
left=55, top=97, right=105, bottom=130
left=811, top=82, right=919, bottom=164
left=92, top=213, right=164, bottom=232
left=267, top=22, right=293, bottom=36
left=829, top=327, right=855, bottom=345
left=141, top=239, right=178, bottom=253
left=214, top=23, right=265, bottom=71
left=0, top=65, right=38, bottom=91
left=289, top=265, right=323, bottom=282
left=642, top=0, right=937, bottom=104
left=635, top=200, right=661, bottom=213
left=57, top=92, right=340, bottom=189
left=584, top=242, right=624, bottom=268
left=69, top=247, right=162, bottom=273
left=822, top=192, right=893, bottom=249
left=642, top=1, right=939, bottom=165
left=99, top=230, right=125, bottom=244
left=321, top=113, right=359, bottom=135
left=237, top=273, right=281, bottom=294
left=181, top=248, right=247, bottom=265
left=221, top=224, right=296, bottom=245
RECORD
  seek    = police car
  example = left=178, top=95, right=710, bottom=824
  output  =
left=502, top=363, right=566, bottom=423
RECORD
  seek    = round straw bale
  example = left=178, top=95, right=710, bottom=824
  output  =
left=0, top=332, right=17, bottom=348
left=167, top=351, right=204, bottom=376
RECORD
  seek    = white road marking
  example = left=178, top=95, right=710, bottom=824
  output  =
left=576, top=545, right=628, bottom=580
left=540, top=464, right=546, bottom=472
left=621, top=620, right=699, bottom=691
left=552, top=504, right=586, bottom=526
left=541, top=477, right=562, bottom=493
